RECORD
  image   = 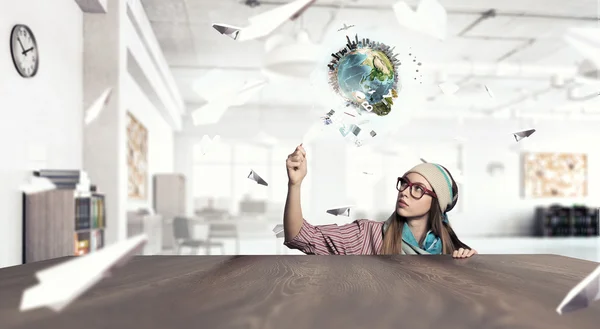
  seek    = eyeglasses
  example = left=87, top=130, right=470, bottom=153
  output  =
left=396, top=176, right=437, bottom=200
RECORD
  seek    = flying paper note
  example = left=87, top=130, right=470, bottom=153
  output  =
left=212, top=0, right=316, bottom=41
left=273, top=224, right=283, bottom=234
left=84, top=88, right=113, bottom=125
left=438, top=82, right=459, bottom=95
left=513, top=129, right=536, bottom=142
left=484, top=85, right=495, bottom=98
left=420, top=158, right=427, bottom=163
left=248, top=169, right=268, bottom=186
left=20, top=176, right=56, bottom=195
left=20, top=234, right=147, bottom=312
left=556, top=264, right=600, bottom=314
left=326, top=206, right=353, bottom=217
left=393, top=0, right=447, bottom=40
left=191, top=80, right=266, bottom=125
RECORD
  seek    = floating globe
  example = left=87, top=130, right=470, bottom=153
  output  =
left=328, top=35, right=400, bottom=116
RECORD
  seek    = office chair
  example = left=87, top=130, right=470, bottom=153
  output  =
left=172, top=217, right=225, bottom=255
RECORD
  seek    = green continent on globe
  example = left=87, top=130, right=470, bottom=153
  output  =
left=361, top=50, right=395, bottom=83
left=335, top=48, right=397, bottom=117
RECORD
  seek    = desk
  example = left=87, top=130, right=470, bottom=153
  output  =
left=1, top=255, right=599, bottom=329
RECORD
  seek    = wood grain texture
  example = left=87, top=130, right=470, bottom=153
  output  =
left=1, top=255, right=599, bottom=329
left=24, top=190, right=75, bottom=263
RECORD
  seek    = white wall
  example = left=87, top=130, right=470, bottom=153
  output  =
left=0, top=0, right=83, bottom=268
left=125, top=74, right=174, bottom=212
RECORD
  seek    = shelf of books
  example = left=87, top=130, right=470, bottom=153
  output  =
left=74, top=193, right=106, bottom=255
left=22, top=169, right=107, bottom=263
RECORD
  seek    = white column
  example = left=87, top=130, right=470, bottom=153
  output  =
left=173, top=134, right=194, bottom=217
left=82, top=0, right=128, bottom=244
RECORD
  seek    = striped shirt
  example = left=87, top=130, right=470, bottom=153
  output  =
left=283, top=218, right=385, bottom=255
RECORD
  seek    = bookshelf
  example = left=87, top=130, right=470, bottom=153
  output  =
left=535, top=205, right=599, bottom=237
left=23, top=190, right=106, bottom=263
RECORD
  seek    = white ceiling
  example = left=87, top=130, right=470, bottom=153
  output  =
left=140, top=0, right=600, bottom=132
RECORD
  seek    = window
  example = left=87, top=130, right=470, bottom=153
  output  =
left=232, top=143, right=270, bottom=165
left=346, top=146, right=383, bottom=212
left=193, top=164, right=232, bottom=198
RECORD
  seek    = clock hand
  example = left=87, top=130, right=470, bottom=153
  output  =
left=17, top=38, right=25, bottom=52
left=23, top=47, right=34, bottom=55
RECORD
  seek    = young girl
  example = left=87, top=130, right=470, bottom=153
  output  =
left=282, top=144, right=477, bottom=258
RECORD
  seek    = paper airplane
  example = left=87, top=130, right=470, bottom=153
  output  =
left=420, top=158, right=427, bottom=163
left=84, top=88, right=112, bottom=125
left=191, top=80, right=267, bottom=125
left=326, top=206, right=353, bottom=217
left=484, top=85, right=495, bottom=98
left=337, top=23, right=355, bottom=32
left=20, top=234, right=147, bottom=312
left=198, top=135, right=221, bottom=155
left=273, top=224, right=283, bottom=234
left=20, top=177, right=56, bottom=195
left=212, top=0, right=316, bottom=41
left=393, top=0, right=447, bottom=40
left=513, top=129, right=536, bottom=142
left=556, top=264, right=600, bottom=314
left=248, top=169, right=268, bottom=186
left=438, top=82, right=459, bottom=95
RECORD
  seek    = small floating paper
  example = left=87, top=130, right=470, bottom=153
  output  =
left=326, top=206, right=353, bottom=217
left=513, top=129, right=536, bottom=142
left=248, top=169, right=268, bottom=186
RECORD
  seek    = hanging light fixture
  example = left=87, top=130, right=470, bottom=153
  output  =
left=262, top=14, right=320, bottom=80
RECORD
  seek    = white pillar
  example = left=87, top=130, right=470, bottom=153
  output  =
left=82, top=0, right=128, bottom=244
left=174, top=134, right=195, bottom=217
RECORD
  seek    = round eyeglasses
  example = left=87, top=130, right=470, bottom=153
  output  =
left=396, top=177, right=437, bottom=199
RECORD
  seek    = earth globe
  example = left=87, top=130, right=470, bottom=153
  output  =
left=328, top=35, right=400, bottom=116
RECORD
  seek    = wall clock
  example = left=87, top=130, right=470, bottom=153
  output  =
left=10, top=24, right=39, bottom=78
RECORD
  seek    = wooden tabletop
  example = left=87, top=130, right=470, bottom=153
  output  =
left=1, top=255, right=599, bottom=329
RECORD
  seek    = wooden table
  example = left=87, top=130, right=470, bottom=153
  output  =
left=1, top=255, right=599, bottom=329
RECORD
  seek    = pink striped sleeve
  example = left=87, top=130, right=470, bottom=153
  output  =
left=283, top=219, right=367, bottom=255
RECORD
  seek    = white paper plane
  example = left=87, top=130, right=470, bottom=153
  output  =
left=229, top=80, right=268, bottom=106
left=20, top=176, right=56, bottom=195
left=20, top=234, right=147, bottom=312
left=393, top=0, right=447, bottom=40
left=420, top=158, right=427, bottom=163
left=212, top=0, right=316, bottom=41
left=273, top=224, right=284, bottom=234
left=484, top=85, right=495, bottom=98
left=191, top=80, right=267, bottom=126
left=198, top=135, right=221, bottom=155
left=84, top=88, right=113, bottom=125
left=248, top=169, right=268, bottom=186
left=326, top=205, right=353, bottom=217
left=438, top=82, right=459, bottom=95
left=557, top=264, right=600, bottom=314
left=513, top=129, right=536, bottom=142
left=338, top=23, right=355, bottom=32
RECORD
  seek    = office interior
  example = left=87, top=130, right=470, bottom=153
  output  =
left=1, top=0, right=600, bottom=269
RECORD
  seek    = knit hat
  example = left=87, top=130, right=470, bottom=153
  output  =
left=383, top=163, right=458, bottom=234
left=406, top=163, right=458, bottom=214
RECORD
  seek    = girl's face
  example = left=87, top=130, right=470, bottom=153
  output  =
left=396, top=172, right=434, bottom=218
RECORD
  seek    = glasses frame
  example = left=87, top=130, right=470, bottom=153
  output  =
left=396, top=176, right=437, bottom=200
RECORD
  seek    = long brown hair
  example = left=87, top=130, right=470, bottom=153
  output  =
left=379, top=198, right=471, bottom=255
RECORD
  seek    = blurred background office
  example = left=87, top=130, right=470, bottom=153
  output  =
left=1, top=0, right=600, bottom=268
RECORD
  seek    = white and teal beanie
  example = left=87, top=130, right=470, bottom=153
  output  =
left=406, top=163, right=458, bottom=214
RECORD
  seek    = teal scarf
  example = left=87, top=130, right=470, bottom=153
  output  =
left=402, top=222, right=443, bottom=255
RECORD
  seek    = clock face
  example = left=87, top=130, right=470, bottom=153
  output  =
left=10, top=24, right=39, bottom=78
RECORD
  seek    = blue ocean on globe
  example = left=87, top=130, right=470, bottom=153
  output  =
left=335, top=48, right=395, bottom=107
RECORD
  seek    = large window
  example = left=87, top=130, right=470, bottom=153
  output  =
left=346, top=146, right=383, bottom=212
left=192, top=143, right=233, bottom=199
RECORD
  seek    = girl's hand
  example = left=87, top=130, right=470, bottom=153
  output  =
left=452, top=248, right=478, bottom=259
